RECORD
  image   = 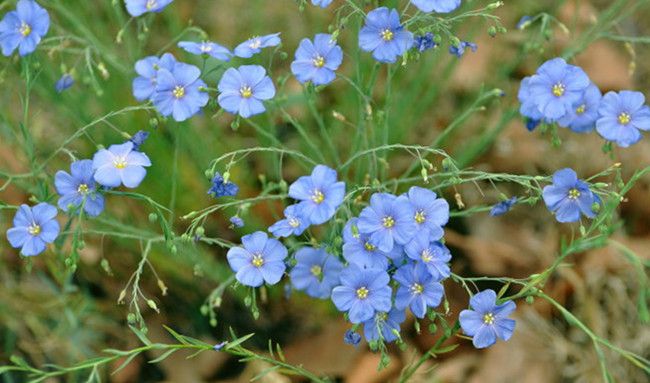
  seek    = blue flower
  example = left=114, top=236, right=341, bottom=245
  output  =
left=404, top=236, right=451, bottom=280
left=6, top=203, right=59, bottom=256
left=289, top=247, right=343, bottom=299
left=288, top=165, right=345, bottom=225
left=153, top=61, right=209, bottom=122
left=596, top=90, right=650, bottom=147
left=217, top=65, right=276, bottom=118
left=413, top=32, right=437, bottom=52
left=132, top=53, right=177, bottom=102
left=125, top=0, right=173, bottom=17
left=489, top=196, right=517, bottom=217
left=522, top=58, right=591, bottom=122
left=233, top=33, right=281, bottom=58
left=518, top=77, right=544, bottom=122
left=227, top=231, right=288, bottom=287
left=331, top=264, right=392, bottom=323
left=557, top=83, right=602, bottom=133
left=230, top=216, right=244, bottom=228
left=362, top=309, right=406, bottom=343
left=269, top=204, right=310, bottom=238
left=208, top=172, right=238, bottom=198
left=55, top=74, right=74, bottom=93
left=516, top=15, right=532, bottom=30
left=0, top=0, right=49, bottom=57
left=55, top=160, right=104, bottom=217
left=311, top=0, right=333, bottom=7
left=359, top=7, right=413, bottom=64
left=525, top=118, right=541, bottom=131
left=394, top=262, right=444, bottom=318
left=449, top=41, right=477, bottom=57
left=357, top=193, right=416, bottom=253
left=344, top=330, right=361, bottom=346
left=213, top=341, right=227, bottom=351
left=128, top=130, right=149, bottom=151
left=342, top=218, right=403, bottom=270
left=411, top=0, right=461, bottom=13
left=178, top=40, right=231, bottom=61
left=92, top=142, right=152, bottom=188
left=406, top=186, right=449, bottom=241
left=459, top=289, right=516, bottom=349
left=542, top=168, right=599, bottom=223
left=291, top=33, right=343, bottom=86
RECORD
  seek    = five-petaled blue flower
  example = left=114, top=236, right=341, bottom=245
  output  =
left=557, top=83, right=601, bottom=133
left=344, top=330, right=361, bottom=346
left=459, top=289, right=516, bottom=349
left=125, top=0, right=174, bottom=17
left=359, top=7, right=413, bottom=64
left=208, top=172, right=239, bottom=198
left=288, top=165, right=345, bottom=225
left=230, top=216, right=244, bottom=228
left=521, top=58, right=590, bottom=122
left=489, top=196, right=517, bottom=217
left=411, top=0, right=461, bottom=13
left=178, top=40, right=231, bottom=61
left=55, top=160, right=105, bottom=217
left=449, top=41, right=477, bottom=58
left=217, top=65, right=276, bottom=118
left=362, top=309, right=406, bottom=343
left=0, top=0, right=49, bottom=57
left=357, top=193, right=416, bottom=253
left=153, top=61, right=209, bottom=121
left=595, top=90, right=650, bottom=147
left=291, top=33, right=343, bottom=86
left=394, top=262, right=444, bottom=318
left=92, top=142, right=152, bottom=188
left=227, top=231, right=288, bottom=287
left=269, top=204, right=310, bottom=238
left=542, top=168, right=599, bottom=223
left=132, top=53, right=177, bottom=102
left=290, top=246, right=343, bottom=299
left=6, top=203, right=59, bottom=256
left=233, top=33, right=281, bottom=58
left=331, top=264, right=392, bottom=323
left=311, top=0, right=333, bottom=7
left=413, top=32, right=437, bottom=52
left=55, top=74, right=74, bottom=93
left=404, top=236, right=451, bottom=280
left=406, top=186, right=449, bottom=241
left=342, top=218, right=403, bottom=270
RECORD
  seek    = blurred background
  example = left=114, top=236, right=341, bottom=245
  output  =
left=1, top=0, right=649, bottom=382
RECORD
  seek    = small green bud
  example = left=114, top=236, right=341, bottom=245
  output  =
left=200, top=305, right=209, bottom=315
left=487, top=1, right=504, bottom=9
left=195, top=227, right=205, bottom=237
left=148, top=213, right=157, bottom=223
left=210, top=318, right=217, bottom=327
left=147, top=299, right=159, bottom=312
left=170, top=245, right=178, bottom=255
left=525, top=296, right=534, bottom=304
left=127, top=313, right=136, bottom=324
left=488, top=26, right=497, bottom=37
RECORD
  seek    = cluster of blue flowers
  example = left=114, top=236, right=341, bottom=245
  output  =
left=519, top=57, right=650, bottom=147
left=6, top=133, right=152, bottom=256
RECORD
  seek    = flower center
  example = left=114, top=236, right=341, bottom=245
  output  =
left=251, top=253, right=264, bottom=268
left=312, top=55, right=325, bottom=68
left=552, top=83, right=565, bottom=97
left=249, top=37, right=262, bottom=50
left=421, top=249, right=433, bottom=263
left=380, top=29, right=394, bottom=42
left=618, top=112, right=631, bottom=125
left=146, top=0, right=157, bottom=10
left=28, top=224, right=41, bottom=236
left=113, top=157, right=128, bottom=169
left=575, top=104, right=586, bottom=115
left=410, top=283, right=424, bottom=295
left=310, top=265, right=322, bottom=276
left=483, top=312, right=495, bottom=325
left=364, top=241, right=376, bottom=252
left=376, top=312, right=388, bottom=321
left=172, top=85, right=185, bottom=99
left=239, top=85, right=253, bottom=99
left=568, top=188, right=581, bottom=200
left=200, top=43, right=212, bottom=52
left=19, top=22, right=31, bottom=37
left=356, top=286, right=369, bottom=299
left=77, top=183, right=89, bottom=195
left=382, top=216, right=395, bottom=228
left=415, top=210, right=426, bottom=224
left=288, top=217, right=300, bottom=228
left=311, top=190, right=324, bottom=204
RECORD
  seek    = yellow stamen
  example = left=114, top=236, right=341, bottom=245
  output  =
left=252, top=254, right=264, bottom=268
left=380, top=29, right=394, bottom=42
left=421, top=249, right=432, bottom=263
left=483, top=312, right=495, bottom=325
left=240, top=85, right=253, bottom=99
left=410, top=283, right=424, bottom=295
left=312, top=55, right=325, bottom=68
left=114, top=158, right=128, bottom=169
left=415, top=210, right=426, bottom=224
left=382, top=216, right=395, bottom=228
left=310, top=265, right=322, bottom=276
left=552, top=83, right=565, bottom=97
left=377, top=312, right=388, bottom=321
left=77, top=184, right=89, bottom=195
left=249, top=37, right=262, bottom=50
left=172, top=85, right=185, bottom=99
left=618, top=112, right=631, bottom=125
left=356, top=286, right=369, bottom=299
left=20, top=22, right=31, bottom=37
left=575, top=104, right=586, bottom=115
left=288, top=217, right=300, bottom=228
left=568, top=188, right=581, bottom=200
left=28, top=224, right=41, bottom=236
left=364, top=242, right=376, bottom=252
left=311, top=190, right=324, bottom=204
left=146, top=0, right=157, bottom=10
